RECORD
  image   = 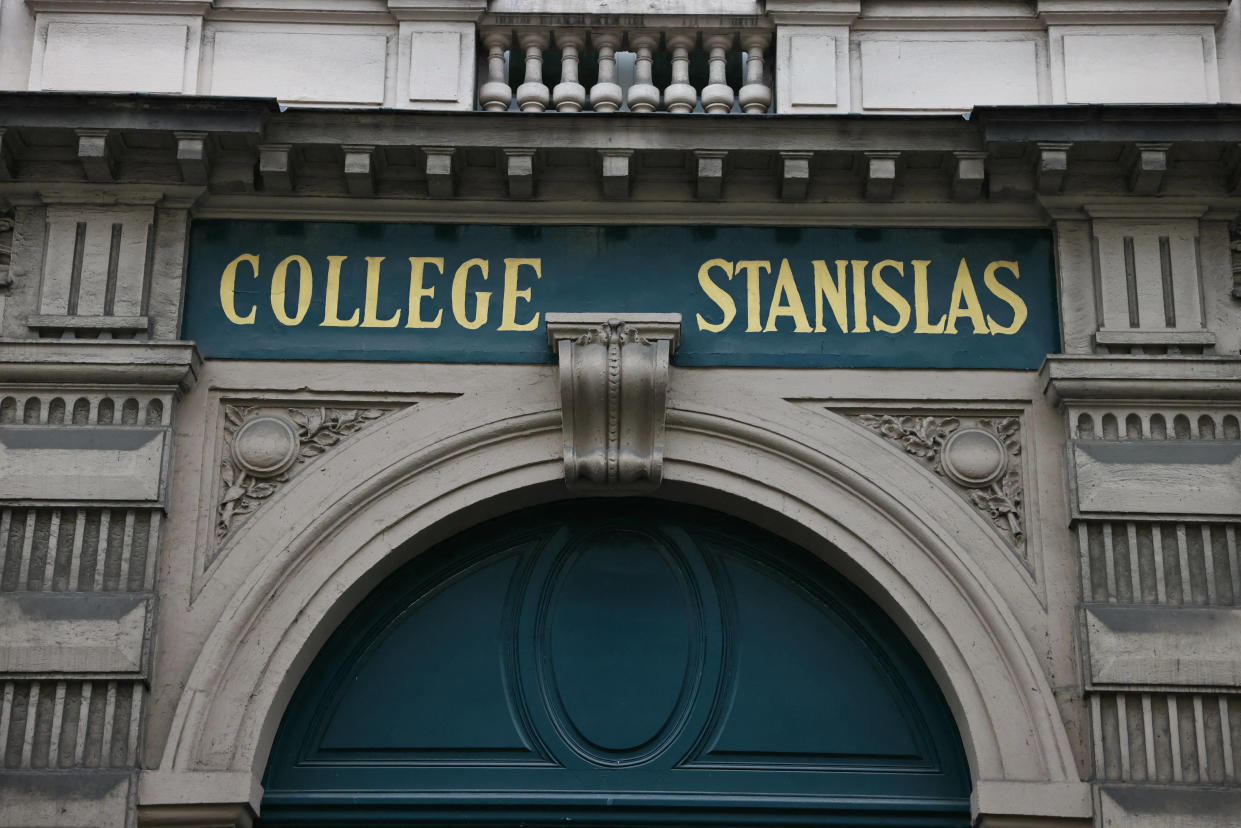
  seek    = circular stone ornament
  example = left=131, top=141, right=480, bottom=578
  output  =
left=232, top=415, right=300, bottom=478
left=940, top=428, right=1008, bottom=488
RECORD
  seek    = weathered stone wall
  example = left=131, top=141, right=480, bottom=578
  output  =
left=0, top=2, right=1239, bottom=827
left=1, top=1, right=1239, bottom=112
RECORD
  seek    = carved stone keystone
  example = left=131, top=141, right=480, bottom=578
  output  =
left=546, top=313, right=681, bottom=492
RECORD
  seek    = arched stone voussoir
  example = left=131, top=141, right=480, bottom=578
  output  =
left=148, top=398, right=1089, bottom=824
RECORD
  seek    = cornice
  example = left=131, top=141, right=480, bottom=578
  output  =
left=0, top=92, right=274, bottom=134
left=1041, top=355, right=1241, bottom=406
left=977, top=104, right=1241, bottom=146
left=4, top=98, right=1241, bottom=209
left=764, top=0, right=860, bottom=25
left=1036, top=0, right=1230, bottom=25
left=0, top=340, right=202, bottom=394
left=853, top=0, right=1039, bottom=31
left=387, top=0, right=486, bottom=21
left=26, top=0, right=213, bottom=14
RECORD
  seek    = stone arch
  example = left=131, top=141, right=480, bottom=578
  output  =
left=151, top=393, right=1088, bottom=822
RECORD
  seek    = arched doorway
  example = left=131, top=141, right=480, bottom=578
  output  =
left=259, top=500, right=970, bottom=826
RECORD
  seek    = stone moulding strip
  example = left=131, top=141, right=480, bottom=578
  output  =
left=1041, top=355, right=1241, bottom=405
left=0, top=341, right=200, bottom=392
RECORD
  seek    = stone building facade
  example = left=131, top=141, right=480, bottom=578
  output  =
left=0, top=1, right=1240, bottom=827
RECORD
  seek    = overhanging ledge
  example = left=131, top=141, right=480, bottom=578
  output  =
left=976, top=104, right=1241, bottom=144
left=1040, top=355, right=1241, bottom=405
left=0, top=340, right=202, bottom=394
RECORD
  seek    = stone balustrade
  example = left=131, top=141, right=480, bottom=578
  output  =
left=477, top=29, right=773, bottom=114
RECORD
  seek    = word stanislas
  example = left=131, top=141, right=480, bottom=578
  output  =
left=696, top=258, right=1026, bottom=335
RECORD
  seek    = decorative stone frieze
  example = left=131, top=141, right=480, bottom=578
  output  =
left=1079, top=519, right=1239, bottom=605
left=1091, top=691, right=1241, bottom=786
left=546, top=313, right=680, bottom=492
left=216, top=405, right=392, bottom=545
left=0, top=678, right=144, bottom=769
left=855, top=413, right=1026, bottom=556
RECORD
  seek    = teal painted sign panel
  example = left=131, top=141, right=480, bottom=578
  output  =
left=184, top=220, right=1058, bottom=368
left=260, top=500, right=970, bottom=827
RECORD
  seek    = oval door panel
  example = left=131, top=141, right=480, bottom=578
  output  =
left=262, top=500, right=971, bottom=827
left=539, top=530, right=702, bottom=764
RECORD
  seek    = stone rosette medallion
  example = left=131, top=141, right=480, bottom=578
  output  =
left=855, top=413, right=1026, bottom=558
left=216, top=404, right=392, bottom=550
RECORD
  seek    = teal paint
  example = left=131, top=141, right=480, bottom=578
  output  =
left=260, top=501, right=971, bottom=827
left=184, top=220, right=1058, bottom=368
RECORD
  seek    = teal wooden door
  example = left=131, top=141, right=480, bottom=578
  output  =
left=260, top=500, right=970, bottom=826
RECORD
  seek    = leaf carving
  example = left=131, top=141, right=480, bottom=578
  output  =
left=215, top=402, right=398, bottom=545
left=854, top=410, right=1025, bottom=555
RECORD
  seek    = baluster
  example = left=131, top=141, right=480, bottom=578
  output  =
left=627, top=33, right=660, bottom=113
left=553, top=31, right=587, bottom=112
left=739, top=33, right=772, bottom=114
left=515, top=31, right=550, bottom=113
left=665, top=33, right=696, bottom=114
left=702, top=33, right=735, bottom=114
left=479, top=31, right=513, bottom=112
left=589, top=32, right=623, bottom=112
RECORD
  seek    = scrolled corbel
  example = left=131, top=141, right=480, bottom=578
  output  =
left=546, top=313, right=681, bottom=491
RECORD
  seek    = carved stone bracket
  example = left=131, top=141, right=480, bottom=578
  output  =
left=547, top=313, right=681, bottom=492
left=854, top=413, right=1027, bottom=558
left=215, top=404, right=394, bottom=549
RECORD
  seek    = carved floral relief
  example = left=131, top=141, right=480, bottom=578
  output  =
left=216, top=404, right=391, bottom=545
left=855, top=413, right=1026, bottom=558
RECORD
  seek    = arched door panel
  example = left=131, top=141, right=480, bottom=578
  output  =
left=261, top=501, right=970, bottom=826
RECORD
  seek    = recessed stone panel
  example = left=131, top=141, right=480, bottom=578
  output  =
left=860, top=38, right=1039, bottom=110
left=408, top=28, right=466, bottom=105
left=1101, top=786, right=1241, bottom=828
left=0, top=771, right=132, bottom=828
left=1072, top=440, right=1241, bottom=517
left=1063, top=33, right=1211, bottom=103
left=1086, top=605, right=1241, bottom=687
left=0, top=594, right=148, bottom=674
left=39, top=21, right=189, bottom=94
left=0, top=427, right=166, bottom=502
left=210, top=29, right=387, bottom=104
